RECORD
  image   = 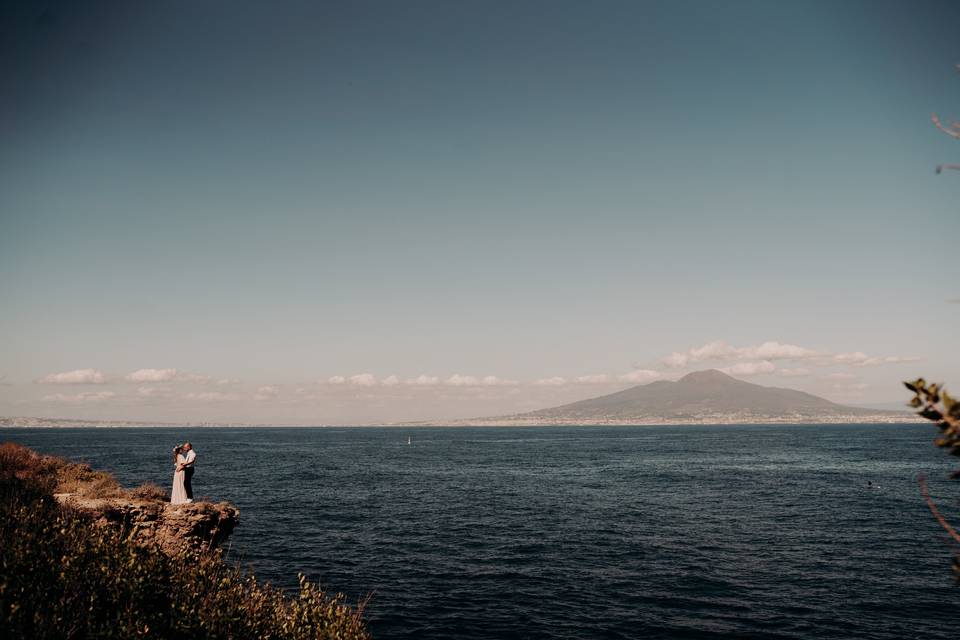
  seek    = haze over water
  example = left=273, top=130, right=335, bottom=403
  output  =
left=5, top=423, right=955, bottom=640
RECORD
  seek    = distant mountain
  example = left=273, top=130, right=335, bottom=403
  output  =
left=458, top=369, right=915, bottom=426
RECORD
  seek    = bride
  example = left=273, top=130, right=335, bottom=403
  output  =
left=170, top=444, right=191, bottom=504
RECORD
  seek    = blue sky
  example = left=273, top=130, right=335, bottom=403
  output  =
left=1, top=1, right=957, bottom=422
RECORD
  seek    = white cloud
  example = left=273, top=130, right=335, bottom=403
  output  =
left=137, top=386, right=171, bottom=398
left=534, top=376, right=567, bottom=386
left=215, top=378, right=241, bottom=386
left=832, top=352, right=921, bottom=367
left=326, top=374, right=378, bottom=386
left=749, top=342, right=821, bottom=360
left=405, top=374, right=441, bottom=386
left=661, top=340, right=821, bottom=368
left=778, top=368, right=811, bottom=377
left=43, top=391, right=115, bottom=403
left=381, top=375, right=401, bottom=386
left=662, top=341, right=919, bottom=372
left=37, top=369, right=106, bottom=385
left=617, top=369, right=665, bottom=384
left=178, top=372, right=212, bottom=384
left=349, top=373, right=377, bottom=387
left=126, top=368, right=178, bottom=383
left=719, top=361, right=776, bottom=377
left=255, top=385, right=280, bottom=400
left=184, top=391, right=239, bottom=402
left=575, top=374, right=611, bottom=384
left=832, top=352, right=869, bottom=365
left=443, top=374, right=518, bottom=387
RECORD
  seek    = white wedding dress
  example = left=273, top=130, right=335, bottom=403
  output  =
left=171, top=453, right=191, bottom=504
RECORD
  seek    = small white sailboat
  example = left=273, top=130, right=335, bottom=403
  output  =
left=407, top=435, right=412, bottom=446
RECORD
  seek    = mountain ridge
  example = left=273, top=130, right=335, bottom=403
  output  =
left=444, top=369, right=916, bottom=426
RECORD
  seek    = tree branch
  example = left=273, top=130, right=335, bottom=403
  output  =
left=932, top=113, right=960, bottom=139
left=919, top=474, right=960, bottom=545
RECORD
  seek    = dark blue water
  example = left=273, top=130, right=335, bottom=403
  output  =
left=3, top=424, right=956, bottom=639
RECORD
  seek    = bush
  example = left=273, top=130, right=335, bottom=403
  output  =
left=129, top=481, right=170, bottom=502
left=0, top=443, right=371, bottom=639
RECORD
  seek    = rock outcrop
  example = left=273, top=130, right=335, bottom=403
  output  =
left=55, top=494, right=239, bottom=555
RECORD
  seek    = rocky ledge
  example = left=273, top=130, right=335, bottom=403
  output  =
left=54, top=494, right=240, bottom=555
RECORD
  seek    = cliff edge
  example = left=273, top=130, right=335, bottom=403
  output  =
left=54, top=493, right=239, bottom=555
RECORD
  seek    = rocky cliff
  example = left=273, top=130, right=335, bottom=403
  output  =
left=55, top=493, right=240, bottom=555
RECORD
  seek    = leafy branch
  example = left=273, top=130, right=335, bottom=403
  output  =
left=905, top=378, right=960, bottom=576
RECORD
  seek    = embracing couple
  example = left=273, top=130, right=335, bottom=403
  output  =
left=170, top=442, right=197, bottom=504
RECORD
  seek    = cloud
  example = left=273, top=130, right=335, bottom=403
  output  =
left=443, top=374, right=519, bottom=387
left=535, top=376, right=567, bottom=386
left=381, top=375, right=401, bottom=386
left=661, top=341, right=821, bottom=368
left=43, top=391, right=115, bottom=403
left=617, top=369, right=665, bottom=384
left=326, top=374, right=379, bottom=386
left=37, top=369, right=106, bottom=385
left=662, top=340, right=920, bottom=371
left=215, top=378, right=241, bottom=386
left=777, top=368, right=811, bottom=377
left=255, top=385, right=280, bottom=400
left=405, top=375, right=441, bottom=386
left=349, top=373, right=377, bottom=387
left=137, top=386, right=172, bottom=398
left=832, top=352, right=921, bottom=367
left=184, top=391, right=239, bottom=402
left=575, top=374, right=611, bottom=384
left=178, top=372, right=212, bottom=384
left=719, top=361, right=776, bottom=377
left=126, top=368, right=178, bottom=383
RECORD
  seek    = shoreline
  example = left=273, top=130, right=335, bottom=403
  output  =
left=1, top=416, right=926, bottom=429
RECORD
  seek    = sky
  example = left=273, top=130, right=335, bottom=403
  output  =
left=0, top=0, right=958, bottom=424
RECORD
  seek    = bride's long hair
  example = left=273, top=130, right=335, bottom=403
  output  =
left=172, top=444, right=182, bottom=463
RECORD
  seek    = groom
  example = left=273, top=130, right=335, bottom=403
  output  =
left=180, top=442, right=197, bottom=500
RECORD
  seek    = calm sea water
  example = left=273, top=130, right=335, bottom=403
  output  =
left=3, top=424, right=957, bottom=639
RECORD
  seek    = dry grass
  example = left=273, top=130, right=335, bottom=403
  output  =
left=129, top=482, right=169, bottom=502
left=1, top=442, right=162, bottom=501
left=55, top=462, right=123, bottom=497
left=0, top=442, right=58, bottom=494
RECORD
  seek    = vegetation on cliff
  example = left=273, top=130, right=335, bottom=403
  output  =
left=0, top=442, right=370, bottom=639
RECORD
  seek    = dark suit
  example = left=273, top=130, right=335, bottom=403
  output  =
left=184, top=466, right=194, bottom=500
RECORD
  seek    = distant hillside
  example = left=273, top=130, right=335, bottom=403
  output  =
left=458, top=369, right=915, bottom=426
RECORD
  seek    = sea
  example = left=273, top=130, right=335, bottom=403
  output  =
left=2, top=423, right=957, bottom=640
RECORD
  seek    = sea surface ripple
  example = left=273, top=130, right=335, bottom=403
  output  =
left=3, top=424, right=956, bottom=639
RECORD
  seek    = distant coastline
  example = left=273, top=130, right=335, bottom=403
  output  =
left=2, top=414, right=923, bottom=429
